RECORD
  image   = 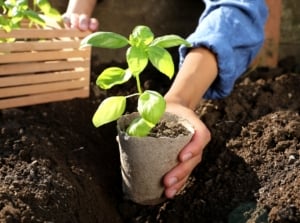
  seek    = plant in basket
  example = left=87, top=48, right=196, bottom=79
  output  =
left=81, top=25, right=195, bottom=205
left=0, top=0, right=91, bottom=109
left=0, top=0, right=61, bottom=35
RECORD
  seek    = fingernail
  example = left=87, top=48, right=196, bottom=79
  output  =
left=62, top=16, right=70, bottom=23
left=182, top=152, right=192, bottom=162
left=80, top=23, right=88, bottom=31
left=79, top=18, right=88, bottom=30
left=168, top=189, right=177, bottom=198
left=167, top=177, right=178, bottom=187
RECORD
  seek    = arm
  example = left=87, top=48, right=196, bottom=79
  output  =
left=180, top=0, right=268, bottom=99
left=163, top=0, right=268, bottom=198
left=165, top=48, right=218, bottom=110
left=63, top=0, right=99, bottom=31
left=163, top=48, right=217, bottom=198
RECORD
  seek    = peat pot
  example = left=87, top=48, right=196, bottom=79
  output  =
left=117, top=112, right=194, bottom=205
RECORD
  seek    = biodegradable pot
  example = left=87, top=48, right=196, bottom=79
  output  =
left=117, top=112, right=194, bottom=205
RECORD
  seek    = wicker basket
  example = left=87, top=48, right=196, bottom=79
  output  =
left=0, top=25, right=91, bottom=109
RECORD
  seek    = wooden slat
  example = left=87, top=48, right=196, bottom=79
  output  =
left=0, top=60, right=90, bottom=76
left=0, top=79, right=89, bottom=98
left=0, top=70, right=89, bottom=87
left=0, top=26, right=91, bottom=109
left=0, top=48, right=90, bottom=64
left=0, top=40, right=85, bottom=53
left=0, top=89, right=89, bottom=109
left=0, top=28, right=91, bottom=39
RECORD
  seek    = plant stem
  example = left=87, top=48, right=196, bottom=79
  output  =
left=135, top=75, right=143, bottom=94
left=126, top=93, right=140, bottom=99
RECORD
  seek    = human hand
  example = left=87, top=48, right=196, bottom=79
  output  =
left=163, top=101, right=211, bottom=198
left=62, top=13, right=99, bottom=32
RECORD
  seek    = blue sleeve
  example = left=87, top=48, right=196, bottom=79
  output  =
left=179, top=0, right=268, bottom=99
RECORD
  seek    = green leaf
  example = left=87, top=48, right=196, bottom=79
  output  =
left=126, top=117, right=154, bottom=137
left=147, top=45, right=175, bottom=79
left=138, top=90, right=166, bottom=125
left=92, top=96, right=126, bottom=127
left=36, top=0, right=52, bottom=14
left=10, top=11, right=23, bottom=24
left=129, top=25, right=154, bottom=47
left=35, top=0, right=61, bottom=20
left=151, top=34, right=191, bottom=48
left=23, top=10, right=46, bottom=26
left=15, top=0, right=28, bottom=9
left=126, top=46, right=148, bottom=76
left=46, top=8, right=62, bottom=21
left=96, top=67, right=132, bottom=89
left=81, top=32, right=129, bottom=49
left=0, top=0, right=61, bottom=32
left=0, top=16, right=12, bottom=32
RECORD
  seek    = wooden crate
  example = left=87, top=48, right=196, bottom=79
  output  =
left=0, top=27, right=91, bottom=109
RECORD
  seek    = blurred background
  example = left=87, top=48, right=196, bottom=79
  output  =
left=50, top=0, right=300, bottom=68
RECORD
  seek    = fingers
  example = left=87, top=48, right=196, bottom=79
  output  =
left=163, top=118, right=211, bottom=199
left=62, top=13, right=71, bottom=28
left=78, top=14, right=89, bottom=30
left=164, top=152, right=202, bottom=196
left=62, top=13, right=99, bottom=31
left=165, top=175, right=189, bottom=198
left=89, top=18, right=99, bottom=31
left=163, top=131, right=205, bottom=198
left=179, top=122, right=211, bottom=162
left=164, top=155, right=202, bottom=198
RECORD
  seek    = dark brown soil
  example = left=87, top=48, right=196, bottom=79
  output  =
left=0, top=58, right=299, bottom=223
left=149, top=118, right=191, bottom=138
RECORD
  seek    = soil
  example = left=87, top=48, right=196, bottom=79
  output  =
left=0, top=57, right=299, bottom=223
left=148, top=116, right=191, bottom=138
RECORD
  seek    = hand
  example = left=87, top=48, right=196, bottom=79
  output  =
left=62, top=13, right=99, bottom=32
left=163, top=101, right=211, bottom=198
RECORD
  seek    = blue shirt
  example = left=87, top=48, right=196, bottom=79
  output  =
left=179, top=0, right=268, bottom=99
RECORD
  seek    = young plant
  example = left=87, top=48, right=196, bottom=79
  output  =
left=0, top=0, right=61, bottom=33
left=81, top=25, right=191, bottom=137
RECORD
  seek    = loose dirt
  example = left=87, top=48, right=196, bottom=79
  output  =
left=0, top=59, right=299, bottom=223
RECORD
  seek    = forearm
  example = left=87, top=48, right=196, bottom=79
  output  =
left=66, top=0, right=97, bottom=16
left=179, top=0, right=268, bottom=99
left=165, top=47, right=218, bottom=110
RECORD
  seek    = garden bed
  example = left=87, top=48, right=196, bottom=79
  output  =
left=0, top=57, right=299, bottom=222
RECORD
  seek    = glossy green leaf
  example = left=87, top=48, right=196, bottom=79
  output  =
left=151, top=34, right=191, bottom=48
left=138, top=90, right=166, bottom=125
left=92, top=96, right=126, bottom=127
left=126, top=117, right=154, bottom=137
left=96, top=67, right=132, bottom=89
left=81, top=32, right=128, bottom=49
left=126, top=46, right=148, bottom=76
left=129, top=25, right=154, bottom=47
left=147, top=46, right=174, bottom=79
